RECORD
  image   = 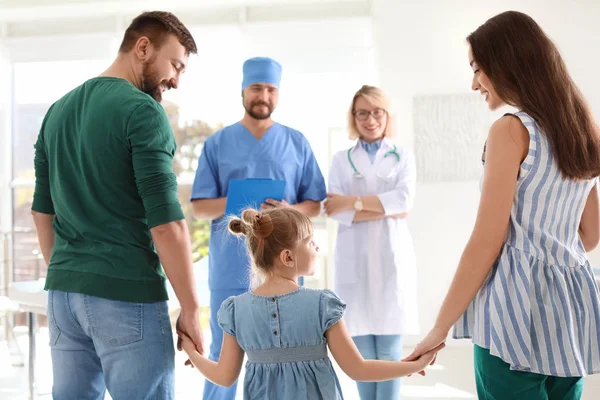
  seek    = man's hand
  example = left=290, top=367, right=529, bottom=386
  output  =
left=176, top=309, right=204, bottom=367
left=261, top=198, right=290, bottom=210
left=176, top=329, right=198, bottom=357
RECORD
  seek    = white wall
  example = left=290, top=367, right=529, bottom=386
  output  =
left=372, top=0, right=600, bottom=346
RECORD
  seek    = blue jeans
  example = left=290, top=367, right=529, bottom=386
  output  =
left=203, top=289, right=247, bottom=400
left=47, top=290, right=175, bottom=400
left=352, top=334, right=403, bottom=400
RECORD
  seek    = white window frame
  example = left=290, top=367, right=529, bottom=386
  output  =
left=0, top=40, right=14, bottom=295
left=0, top=32, right=118, bottom=292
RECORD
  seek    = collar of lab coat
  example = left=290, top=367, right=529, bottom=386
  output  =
left=351, top=136, right=394, bottom=154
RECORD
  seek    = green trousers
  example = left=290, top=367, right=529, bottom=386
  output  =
left=474, top=345, right=584, bottom=400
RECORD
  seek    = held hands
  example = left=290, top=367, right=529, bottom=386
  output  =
left=177, top=329, right=198, bottom=357
left=176, top=310, right=204, bottom=368
left=410, top=342, right=446, bottom=376
left=260, top=198, right=290, bottom=210
left=403, top=326, right=449, bottom=376
left=324, top=193, right=354, bottom=216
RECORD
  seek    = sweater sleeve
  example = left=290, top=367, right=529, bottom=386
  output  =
left=127, top=101, right=184, bottom=228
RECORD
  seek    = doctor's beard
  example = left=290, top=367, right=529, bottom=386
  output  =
left=244, top=100, right=273, bottom=120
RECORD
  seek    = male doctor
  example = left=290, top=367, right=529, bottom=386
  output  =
left=191, top=57, right=326, bottom=400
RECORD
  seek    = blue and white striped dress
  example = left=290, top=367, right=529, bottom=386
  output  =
left=454, top=111, right=600, bottom=377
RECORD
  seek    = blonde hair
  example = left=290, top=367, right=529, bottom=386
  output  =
left=228, top=207, right=313, bottom=288
left=347, top=85, right=396, bottom=140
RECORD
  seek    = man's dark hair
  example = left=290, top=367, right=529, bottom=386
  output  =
left=119, top=11, right=197, bottom=55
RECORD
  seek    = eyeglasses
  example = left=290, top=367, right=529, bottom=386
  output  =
left=353, top=108, right=386, bottom=121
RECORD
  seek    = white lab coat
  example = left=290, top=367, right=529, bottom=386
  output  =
left=328, top=138, right=419, bottom=337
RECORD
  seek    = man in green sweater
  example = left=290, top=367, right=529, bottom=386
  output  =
left=31, top=11, right=202, bottom=399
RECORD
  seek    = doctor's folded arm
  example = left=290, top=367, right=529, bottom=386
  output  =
left=324, top=85, right=419, bottom=400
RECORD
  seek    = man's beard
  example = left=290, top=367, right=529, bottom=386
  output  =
left=141, top=61, right=169, bottom=102
left=244, top=100, right=273, bottom=120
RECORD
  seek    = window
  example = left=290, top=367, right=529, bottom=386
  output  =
left=163, top=101, right=214, bottom=263
left=6, top=18, right=377, bottom=291
left=162, top=19, right=377, bottom=289
left=11, top=60, right=110, bottom=282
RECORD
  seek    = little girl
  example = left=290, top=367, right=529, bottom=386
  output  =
left=178, top=207, right=442, bottom=399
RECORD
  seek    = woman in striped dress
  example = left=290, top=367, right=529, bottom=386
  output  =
left=405, top=11, right=600, bottom=399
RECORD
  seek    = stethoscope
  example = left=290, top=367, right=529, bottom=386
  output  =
left=347, top=144, right=401, bottom=180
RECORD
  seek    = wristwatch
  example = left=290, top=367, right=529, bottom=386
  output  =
left=353, top=196, right=364, bottom=211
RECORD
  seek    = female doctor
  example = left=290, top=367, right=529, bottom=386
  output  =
left=324, top=85, right=419, bottom=400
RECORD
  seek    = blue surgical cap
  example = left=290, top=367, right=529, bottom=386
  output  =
left=242, top=57, right=282, bottom=90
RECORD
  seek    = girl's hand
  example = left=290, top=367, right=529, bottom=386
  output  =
left=177, top=330, right=199, bottom=357
left=404, top=326, right=448, bottom=362
left=411, top=343, right=446, bottom=376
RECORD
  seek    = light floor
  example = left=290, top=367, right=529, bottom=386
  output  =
left=1, top=328, right=599, bottom=399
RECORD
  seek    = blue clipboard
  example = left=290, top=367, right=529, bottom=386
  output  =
left=225, top=179, right=286, bottom=216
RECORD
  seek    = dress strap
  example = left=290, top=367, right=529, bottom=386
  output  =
left=246, top=342, right=328, bottom=364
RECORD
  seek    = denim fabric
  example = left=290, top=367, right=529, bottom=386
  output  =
left=217, top=287, right=346, bottom=399
left=47, top=290, right=174, bottom=400
left=352, top=334, right=403, bottom=400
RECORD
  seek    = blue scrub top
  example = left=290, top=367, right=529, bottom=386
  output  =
left=191, top=122, right=326, bottom=290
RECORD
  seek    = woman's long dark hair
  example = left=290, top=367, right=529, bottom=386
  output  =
left=468, top=11, right=600, bottom=180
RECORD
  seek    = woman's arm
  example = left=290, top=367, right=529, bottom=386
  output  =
left=357, top=195, right=385, bottom=213
left=352, top=211, right=408, bottom=222
left=326, top=196, right=408, bottom=222
left=326, top=318, right=443, bottom=380
left=353, top=210, right=385, bottom=222
left=434, top=116, right=528, bottom=331
left=346, top=149, right=417, bottom=215
left=405, top=116, right=529, bottom=359
left=326, top=153, right=358, bottom=225
left=579, top=182, right=599, bottom=252
left=178, top=331, right=244, bottom=387
left=325, top=149, right=412, bottom=222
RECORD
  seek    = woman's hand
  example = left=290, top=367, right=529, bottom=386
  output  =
left=324, top=193, right=354, bottom=216
left=403, top=327, right=448, bottom=376
left=403, top=326, right=448, bottom=363
left=411, top=342, right=446, bottom=376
